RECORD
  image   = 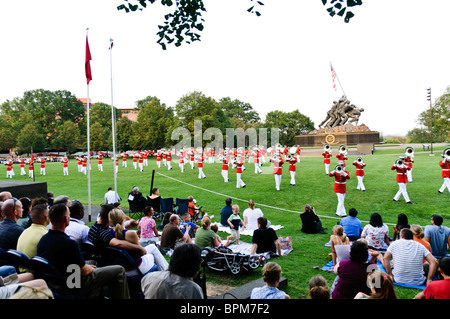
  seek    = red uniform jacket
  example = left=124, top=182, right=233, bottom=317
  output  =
left=391, top=165, right=410, bottom=183
left=322, top=152, right=331, bottom=164
left=336, top=154, right=348, bottom=166
left=439, top=160, right=450, bottom=178
left=222, top=159, right=229, bottom=171
left=329, top=170, right=350, bottom=193
left=288, top=158, right=297, bottom=172
left=236, top=162, right=243, bottom=174
left=271, top=157, right=284, bottom=175
left=63, top=159, right=68, bottom=167
left=352, top=161, right=366, bottom=176
left=98, top=156, right=102, bottom=164
left=197, top=156, right=204, bottom=168
left=405, top=157, right=414, bottom=169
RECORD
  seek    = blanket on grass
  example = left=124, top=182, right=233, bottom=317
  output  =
left=213, top=222, right=284, bottom=237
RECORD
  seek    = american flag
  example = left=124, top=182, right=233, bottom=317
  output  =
left=330, top=63, right=337, bottom=91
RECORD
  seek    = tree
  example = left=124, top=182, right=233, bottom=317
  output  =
left=117, top=1, right=363, bottom=49
left=407, top=86, right=450, bottom=143
left=17, top=124, right=47, bottom=153
left=52, top=120, right=81, bottom=153
left=116, top=116, right=135, bottom=152
left=219, top=97, right=260, bottom=129
left=265, top=109, right=315, bottom=146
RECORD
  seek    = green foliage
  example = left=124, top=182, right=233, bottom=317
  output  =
left=265, top=109, right=315, bottom=146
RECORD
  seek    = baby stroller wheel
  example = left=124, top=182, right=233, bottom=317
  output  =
left=229, top=261, right=242, bottom=275
left=247, top=255, right=261, bottom=270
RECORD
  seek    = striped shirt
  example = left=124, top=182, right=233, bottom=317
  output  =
left=387, top=239, right=430, bottom=286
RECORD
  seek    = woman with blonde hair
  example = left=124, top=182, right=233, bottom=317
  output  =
left=193, top=216, right=220, bottom=248
left=354, top=270, right=397, bottom=299
left=243, top=199, right=264, bottom=231
left=330, top=225, right=350, bottom=269
left=108, top=209, right=168, bottom=275
left=251, top=262, right=290, bottom=299
left=411, top=224, right=432, bottom=262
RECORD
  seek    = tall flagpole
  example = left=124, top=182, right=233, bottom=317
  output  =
left=86, top=28, right=92, bottom=222
left=330, top=61, right=347, bottom=97
left=110, top=38, right=118, bottom=202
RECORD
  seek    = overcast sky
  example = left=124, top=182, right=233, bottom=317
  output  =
left=1, top=0, right=449, bottom=137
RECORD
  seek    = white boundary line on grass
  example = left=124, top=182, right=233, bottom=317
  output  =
left=155, top=171, right=347, bottom=223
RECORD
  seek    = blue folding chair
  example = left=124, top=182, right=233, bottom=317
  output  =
left=175, top=198, right=190, bottom=216
left=160, top=197, right=174, bottom=214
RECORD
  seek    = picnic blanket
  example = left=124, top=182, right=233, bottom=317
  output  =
left=324, top=240, right=388, bottom=252
left=225, top=241, right=293, bottom=257
left=320, top=259, right=426, bottom=290
left=213, top=222, right=284, bottom=237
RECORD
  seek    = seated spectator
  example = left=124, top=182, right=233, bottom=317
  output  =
left=210, top=224, right=223, bottom=246
left=160, top=214, right=192, bottom=250
left=180, top=213, right=199, bottom=238
left=88, top=204, right=146, bottom=256
left=108, top=208, right=168, bottom=275
left=146, top=188, right=161, bottom=213
left=17, top=197, right=32, bottom=229
left=339, top=208, right=362, bottom=241
left=194, top=216, right=219, bottom=249
left=16, top=204, right=49, bottom=260
left=65, top=200, right=90, bottom=249
left=392, top=213, right=410, bottom=241
left=424, top=214, right=450, bottom=258
left=220, top=197, right=233, bottom=227
left=414, top=257, right=450, bottom=299
left=308, top=275, right=330, bottom=299
left=383, top=228, right=438, bottom=286
left=137, top=206, right=161, bottom=246
left=104, top=187, right=121, bottom=204
left=0, top=198, right=24, bottom=251
left=159, top=212, right=172, bottom=230
left=0, top=275, right=49, bottom=299
left=300, top=204, right=325, bottom=234
left=331, top=240, right=380, bottom=299
left=242, top=199, right=263, bottom=231
left=187, top=196, right=200, bottom=218
left=47, top=192, right=54, bottom=207
left=127, top=186, right=146, bottom=213
left=354, top=270, right=397, bottom=299
left=330, top=225, right=350, bottom=269
left=141, top=244, right=204, bottom=299
left=411, top=224, right=432, bottom=262
left=53, top=195, right=71, bottom=207
left=361, top=212, right=390, bottom=250
left=250, top=217, right=281, bottom=256
left=37, top=203, right=131, bottom=299
left=250, top=262, right=290, bottom=299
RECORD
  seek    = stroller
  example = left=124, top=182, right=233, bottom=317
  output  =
left=201, top=247, right=267, bottom=275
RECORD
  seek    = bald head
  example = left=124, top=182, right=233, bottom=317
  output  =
left=0, top=192, right=12, bottom=201
left=2, top=198, right=23, bottom=221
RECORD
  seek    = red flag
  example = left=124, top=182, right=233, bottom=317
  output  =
left=330, top=63, right=337, bottom=91
left=30, top=149, right=34, bottom=165
left=85, top=36, right=92, bottom=84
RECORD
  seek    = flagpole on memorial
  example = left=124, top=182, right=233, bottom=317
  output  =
left=109, top=38, right=118, bottom=202
left=330, top=61, right=346, bottom=97
left=85, top=28, right=93, bottom=222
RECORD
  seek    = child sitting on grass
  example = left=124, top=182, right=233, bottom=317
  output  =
left=225, top=205, right=245, bottom=246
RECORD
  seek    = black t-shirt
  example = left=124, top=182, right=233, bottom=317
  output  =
left=37, top=230, right=85, bottom=278
left=252, top=227, right=278, bottom=254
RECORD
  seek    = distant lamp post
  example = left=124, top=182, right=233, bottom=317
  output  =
left=427, top=88, right=433, bottom=155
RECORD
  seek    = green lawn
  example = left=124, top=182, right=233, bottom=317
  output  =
left=5, top=151, right=448, bottom=299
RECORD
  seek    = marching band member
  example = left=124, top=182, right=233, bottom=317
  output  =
left=81, top=157, right=87, bottom=175
left=62, top=157, right=69, bottom=176
left=329, top=164, right=350, bottom=217
left=97, top=155, right=103, bottom=172
left=391, top=157, right=412, bottom=204
left=19, top=158, right=26, bottom=176
left=352, top=157, right=366, bottom=191
left=156, top=151, right=161, bottom=168
left=336, top=145, right=348, bottom=168
left=122, top=153, right=127, bottom=167
left=178, top=150, right=185, bottom=173
left=28, top=159, right=34, bottom=178
left=114, top=156, right=119, bottom=173
left=235, top=157, right=246, bottom=188
left=139, top=153, right=144, bottom=172
left=132, top=153, right=138, bottom=170
left=296, top=145, right=301, bottom=162
left=254, top=149, right=262, bottom=174
left=143, top=151, right=148, bottom=166
left=190, top=149, right=195, bottom=169
left=438, top=148, right=450, bottom=194
left=5, top=159, right=13, bottom=179
left=288, top=154, right=297, bottom=186
left=167, top=151, right=172, bottom=170
left=221, top=155, right=229, bottom=182
left=197, top=153, right=206, bottom=179
left=404, top=147, right=414, bottom=183
left=77, top=156, right=82, bottom=172
left=322, top=145, right=332, bottom=175
left=270, top=153, right=284, bottom=191
left=40, top=158, right=46, bottom=176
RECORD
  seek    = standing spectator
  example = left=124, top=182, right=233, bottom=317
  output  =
left=424, top=214, right=450, bottom=258
left=242, top=199, right=264, bottom=231
left=141, top=244, right=204, bottom=299
left=382, top=228, right=438, bottom=286
left=37, top=203, right=130, bottom=299
left=414, top=257, right=450, bottom=299
left=220, top=197, right=233, bottom=227
left=250, top=217, right=281, bottom=256
left=331, top=240, right=380, bottom=299
left=361, top=212, right=390, bottom=250
left=250, top=262, right=290, bottom=299
left=0, top=198, right=24, bottom=251
left=339, top=208, right=362, bottom=241
left=225, top=205, right=244, bottom=246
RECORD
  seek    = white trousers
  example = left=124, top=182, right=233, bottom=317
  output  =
left=198, top=167, right=206, bottom=179
left=407, top=168, right=413, bottom=182
left=190, top=161, right=194, bottom=169
left=274, top=174, right=282, bottom=191
left=439, top=177, right=450, bottom=193
left=98, top=164, right=103, bottom=172
left=115, top=165, right=119, bottom=173
left=336, top=193, right=346, bottom=216
left=63, top=167, right=69, bottom=176
left=324, top=163, right=330, bottom=175
left=133, top=162, right=137, bottom=169
left=6, top=171, right=13, bottom=178
left=167, top=162, right=172, bottom=170
left=254, top=163, right=262, bottom=174
left=179, top=163, right=184, bottom=173
left=40, top=168, right=46, bottom=175
left=29, top=170, right=34, bottom=178
left=139, top=244, right=169, bottom=274
left=122, top=161, right=127, bottom=167
left=157, top=161, right=161, bottom=168
left=236, top=173, right=246, bottom=188
left=290, top=171, right=296, bottom=185
left=356, top=175, right=365, bottom=191
left=20, top=167, right=26, bottom=175
left=139, top=163, right=144, bottom=171
left=78, top=164, right=81, bottom=172
left=222, top=170, right=229, bottom=182
left=394, top=183, right=411, bottom=202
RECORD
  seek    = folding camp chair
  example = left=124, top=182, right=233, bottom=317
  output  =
left=146, top=196, right=163, bottom=220
left=160, top=197, right=174, bottom=214
left=175, top=198, right=190, bottom=216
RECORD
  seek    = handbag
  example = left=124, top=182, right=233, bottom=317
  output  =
left=279, top=236, right=292, bottom=249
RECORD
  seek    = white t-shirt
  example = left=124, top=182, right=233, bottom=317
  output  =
left=387, top=239, right=431, bottom=286
left=243, top=208, right=263, bottom=230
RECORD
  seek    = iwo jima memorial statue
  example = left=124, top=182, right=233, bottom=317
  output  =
left=295, top=95, right=380, bottom=154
